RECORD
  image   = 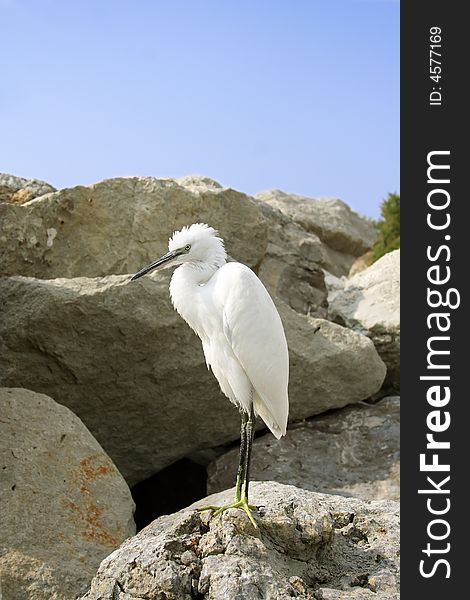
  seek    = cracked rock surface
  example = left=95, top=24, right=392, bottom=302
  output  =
left=328, top=250, right=400, bottom=391
left=80, top=482, right=399, bottom=600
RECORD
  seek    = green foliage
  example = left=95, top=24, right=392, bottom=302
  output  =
left=372, top=192, right=400, bottom=261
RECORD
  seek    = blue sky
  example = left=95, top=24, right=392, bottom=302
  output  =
left=0, top=0, right=399, bottom=218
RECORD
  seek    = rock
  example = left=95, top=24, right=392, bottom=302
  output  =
left=0, top=176, right=267, bottom=279
left=175, top=174, right=224, bottom=193
left=256, top=189, right=377, bottom=256
left=0, top=387, right=135, bottom=600
left=0, top=275, right=386, bottom=485
left=79, top=481, right=399, bottom=600
left=0, top=172, right=56, bottom=204
left=0, top=174, right=372, bottom=319
left=328, top=250, right=400, bottom=390
left=322, top=270, right=346, bottom=294
left=207, top=397, right=400, bottom=501
left=280, top=306, right=386, bottom=418
left=251, top=193, right=377, bottom=317
left=254, top=203, right=329, bottom=317
left=255, top=200, right=359, bottom=280
left=0, top=173, right=338, bottom=320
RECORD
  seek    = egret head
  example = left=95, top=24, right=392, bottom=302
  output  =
left=131, top=223, right=227, bottom=280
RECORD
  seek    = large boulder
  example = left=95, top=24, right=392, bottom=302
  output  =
left=252, top=192, right=376, bottom=317
left=0, top=174, right=345, bottom=320
left=0, top=176, right=378, bottom=320
left=256, top=189, right=377, bottom=256
left=0, top=176, right=267, bottom=279
left=208, top=397, right=400, bottom=501
left=0, top=173, right=380, bottom=320
left=328, top=250, right=400, bottom=390
left=0, top=172, right=56, bottom=204
left=254, top=202, right=330, bottom=317
left=0, top=274, right=386, bottom=485
left=80, top=481, right=400, bottom=600
left=0, top=388, right=135, bottom=600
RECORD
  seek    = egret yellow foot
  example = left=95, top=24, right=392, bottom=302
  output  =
left=197, top=497, right=258, bottom=528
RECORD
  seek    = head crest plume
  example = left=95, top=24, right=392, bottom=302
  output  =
left=169, top=223, right=223, bottom=249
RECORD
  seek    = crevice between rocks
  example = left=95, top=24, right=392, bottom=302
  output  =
left=131, top=458, right=207, bottom=531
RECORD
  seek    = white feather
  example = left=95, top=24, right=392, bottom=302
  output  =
left=167, top=226, right=289, bottom=439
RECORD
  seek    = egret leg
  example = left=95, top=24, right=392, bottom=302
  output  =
left=197, top=405, right=258, bottom=527
left=235, top=408, right=248, bottom=502
left=242, top=403, right=255, bottom=499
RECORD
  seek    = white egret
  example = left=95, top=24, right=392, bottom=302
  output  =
left=131, top=223, right=289, bottom=527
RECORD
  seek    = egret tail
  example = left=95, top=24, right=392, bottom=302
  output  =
left=253, top=391, right=286, bottom=440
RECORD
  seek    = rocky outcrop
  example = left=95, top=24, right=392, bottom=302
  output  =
left=0, top=173, right=397, bottom=598
left=256, top=189, right=377, bottom=256
left=0, top=388, right=135, bottom=600
left=0, top=275, right=386, bottom=485
left=80, top=481, right=399, bottom=600
left=208, top=397, right=400, bottom=501
left=0, top=171, right=398, bottom=600
left=0, top=172, right=56, bottom=204
left=254, top=203, right=330, bottom=317
left=251, top=192, right=377, bottom=316
left=176, top=174, right=224, bottom=193
left=0, top=176, right=379, bottom=319
left=0, top=176, right=267, bottom=279
left=328, top=250, right=400, bottom=390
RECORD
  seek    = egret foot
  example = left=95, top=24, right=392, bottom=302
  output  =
left=197, top=497, right=258, bottom=528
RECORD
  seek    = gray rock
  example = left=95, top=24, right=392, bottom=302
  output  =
left=208, top=397, right=400, bottom=501
left=328, top=250, right=400, bottom=390
left=322, top=270, right=346, bottom=295
left=0, top=175, right=380, bottom=323
left=254, top=203, right=330, bottom=317
left=255, top=200, right=359, bottom=280
left=280, top=307, right=386, bottom=418
left=0, top=172, right=56, bottom=204
left=251, top=195, right=376, bottom=317
left=0, top=173, right=372, bottom=324
left=0, top=176, right=267, bottom=279
left=79, top=481, right=399, bottom=600
left=0, top=173, right=335, bottom=322
left=256, top=189, right=377, bottom=256
left=175, top=174, right=224, bottom=193
left=0, top=387, right=135, bottom=600
left=0, top=275, right=386, bottom=485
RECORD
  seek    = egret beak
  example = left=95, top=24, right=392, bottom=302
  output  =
left=130, top=250, right=179, bottom=281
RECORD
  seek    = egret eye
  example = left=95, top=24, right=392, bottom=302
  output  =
left=184, top=244, right=191, bottom=252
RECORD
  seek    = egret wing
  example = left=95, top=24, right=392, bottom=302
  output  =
left=219, top=263, right=289, bottom=437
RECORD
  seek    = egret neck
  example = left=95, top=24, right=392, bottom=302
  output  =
left=169, top=259, right=224, bottom=335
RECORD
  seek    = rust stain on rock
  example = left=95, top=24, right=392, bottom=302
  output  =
left=64, top=453, right=121, bottom=548
left=79, top=454, right=114, bottom=481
